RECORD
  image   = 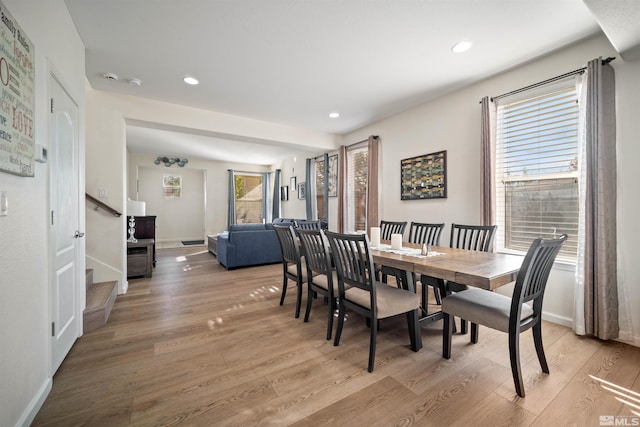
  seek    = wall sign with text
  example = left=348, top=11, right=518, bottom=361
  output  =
left=0, top=1, right=35, bottom=177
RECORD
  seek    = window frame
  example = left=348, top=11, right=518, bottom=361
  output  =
left=345, top=143, right=368, bottom=233
left=233, top=172, right=265, bottom=224
left=494, top=80, right=580, bottom=263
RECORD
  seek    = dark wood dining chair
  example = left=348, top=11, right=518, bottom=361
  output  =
left=379, top=220, right=407, bottom=240
left=446, top=223, right=498, bottom=333
left=273, top=224, right=309, bottom=318
left=442, top=234, right=567, bottom=397
left=297, top=228, right=338, bottom=340
left=382, top=222, right=446, bottom=313
left=326, top=231, right=422, bottom=372
left=378, top=220, right=408, bottom=283
left=408, top=222, right=445, bottom=248
left=294, top=220, right=322, bottom=230
left=406, top=222, right=446, bottom=310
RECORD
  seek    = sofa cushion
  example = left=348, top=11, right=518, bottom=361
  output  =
left=229, top=223, right=267, bottom=232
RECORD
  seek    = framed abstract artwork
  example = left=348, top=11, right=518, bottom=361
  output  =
left=298, top=182, right=306, bottom=199
left=400, top=150, right=447, bottom=200
left=280, top=185, right=289, bottom=201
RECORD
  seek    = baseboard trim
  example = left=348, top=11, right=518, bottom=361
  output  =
left=541, top=311, right=573, bottom=328
left=16, top=377, right=51, bottom=427
left=542, top=312, right=640, bottom=349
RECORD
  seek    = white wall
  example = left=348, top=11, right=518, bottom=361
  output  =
left=128, top=152, right=271, bottom=236
left=85, top=83, right=127, bottom=287
left=275, top=151, right=323, bottom=220
left=88, top=88, right=338, bottom=292
left=137, top=166, right=205, bottom=242
left=342, top=33, right=640, bottom=345
left=0, top=1, right=85, bottom=426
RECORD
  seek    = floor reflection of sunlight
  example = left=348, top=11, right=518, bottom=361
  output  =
left=175, top=250, right=208, bottom=263
left=248, top=286, right=280, bottom=300
left=207, top=317, right=224, bottom=330
left=590, top=375, right=640, bottom=415
left=182, top=264, right=203, bottom=272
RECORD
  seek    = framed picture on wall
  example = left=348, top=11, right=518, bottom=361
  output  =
left=290, top=176, right=296, bottom=190
left=298, top=182, right=306, bottom=199
left=328, top=154, right=338, bottom=197
left=163, top=174, right=182, bottom=199
left=400, top=150, right=447, bottom=200
left=280, top=185, right=289, bottom=201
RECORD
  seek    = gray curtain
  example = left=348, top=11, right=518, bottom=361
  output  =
left=581, top=58, right=618, bottom=340
left=305, top=158, right=312, bottom=219
left=338, top=145, right=347, bottom=233
left=262, top=172, right=270, bottom=223
left=480, top=96, right=496, bottom=228
left=366, top=135, right=380, bottom=231
left=227, top=170, right=236, bottom=229
left=272, top=169, right=281, bottom=220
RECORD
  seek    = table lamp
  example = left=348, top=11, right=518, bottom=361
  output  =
left=127, top=200, right=146, bottom=242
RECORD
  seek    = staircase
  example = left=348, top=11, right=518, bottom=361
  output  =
left=83, top=269, right=118, bottom=333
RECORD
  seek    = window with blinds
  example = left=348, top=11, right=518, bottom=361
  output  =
left=315, top=158, right=327, bottom=221
left=346, top=145, right=368, bottom=232
left=495, top=83, right=579, bottom=261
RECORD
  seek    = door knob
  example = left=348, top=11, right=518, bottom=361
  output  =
left=74, top=231, right=85, bottom=238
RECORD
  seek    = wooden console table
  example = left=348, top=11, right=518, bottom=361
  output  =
left=126, top=215, right=157, bottom=266
left=127, top=238, right=155, bottom=279
left=208, top=235, right=218, bottom=256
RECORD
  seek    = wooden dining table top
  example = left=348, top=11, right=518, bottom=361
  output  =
left=369, top=241, right=524, bottom=291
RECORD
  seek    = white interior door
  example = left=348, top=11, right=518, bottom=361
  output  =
left=49, top=73, right=81, bottom=374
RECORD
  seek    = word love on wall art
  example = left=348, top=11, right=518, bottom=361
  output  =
left=401, top=150, right=447, bottom=200
left=0, top=1, right=35, bottom=177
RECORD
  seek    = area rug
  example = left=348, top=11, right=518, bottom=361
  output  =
left=181, top=240, right=205, bottom=245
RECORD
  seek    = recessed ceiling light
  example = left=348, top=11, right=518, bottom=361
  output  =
left=329, top=112, right=340, bottom=118
left=451, top=41, right=473, bottom=53
left=128, top=78, right=142, bottom=86
left=183, top=76, right=199, bottom=85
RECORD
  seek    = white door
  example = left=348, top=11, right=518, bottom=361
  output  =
left=49, top=73, right=81, bottom=374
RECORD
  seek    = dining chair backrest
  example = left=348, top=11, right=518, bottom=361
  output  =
left=273, top=224, right=300, bottom=264
left=294, top=220, right=322, bottom=230
left=325, top=231, right=376, bottom=298
left=297, top=228, right=332, bottom=276
left=513, top=234, right=568, bottom=316
left=408, top=222, right=445, bottom=246
left=380, top=220, right=407, bottom=240
left=450, top=223, right=497, bottom=252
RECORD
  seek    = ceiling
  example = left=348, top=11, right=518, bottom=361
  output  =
left=65, top=0, right=607, bottom=165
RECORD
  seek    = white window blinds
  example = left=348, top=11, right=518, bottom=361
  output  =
left=346, top=145, right=368, bottom=233
left=314, top=158, right=327, bottom=221
left=495, top=83, right=579, bottom=260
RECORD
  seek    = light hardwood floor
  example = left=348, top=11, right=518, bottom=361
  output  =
left=34, top=247, right=640, bottom=426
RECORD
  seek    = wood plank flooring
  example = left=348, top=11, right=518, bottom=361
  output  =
left=33, top=247, right=640, bottom=426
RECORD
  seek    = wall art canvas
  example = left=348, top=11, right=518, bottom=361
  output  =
left=0, top=1, right=36, bottom=176
left=401, top=150, right=447, bottom=200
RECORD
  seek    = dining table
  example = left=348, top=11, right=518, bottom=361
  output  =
left=369, top=241, right=524, bottom=324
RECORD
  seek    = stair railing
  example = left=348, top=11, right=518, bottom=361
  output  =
left=85, top=193, right=122, bottom=217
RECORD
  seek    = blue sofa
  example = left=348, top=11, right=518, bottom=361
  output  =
left=216, top=221, right=293, bottom=269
